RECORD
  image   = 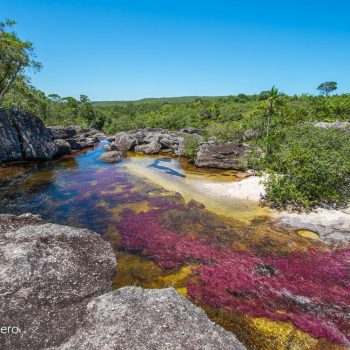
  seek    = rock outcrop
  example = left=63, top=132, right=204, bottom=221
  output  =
left=0, top=214, right=246, bottom=350
left=48, top=126, right=103, bottom=151
left=0, top=109, right=103, bottom=163
left=10, top=110, right=58, bottom=160
left=111, top=128, right=198, bottom=156
left=0, top=109, right=23, bottom=162
left=109, top=128, right=259, bottom=170
left=195, top=142, right=254, bottom=170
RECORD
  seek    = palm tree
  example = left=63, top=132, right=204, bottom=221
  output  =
left=265, top=86, right=280, bottom=153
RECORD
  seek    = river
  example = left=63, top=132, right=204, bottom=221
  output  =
left=0, top=142, right=349, bottom=350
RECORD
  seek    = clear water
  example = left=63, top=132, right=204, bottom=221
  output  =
left=0, top=143, right=349, bottom=350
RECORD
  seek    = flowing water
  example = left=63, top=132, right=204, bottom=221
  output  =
left=0, top=142, right=349, bottom=350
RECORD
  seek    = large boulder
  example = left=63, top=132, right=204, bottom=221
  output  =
left=0, top=214, right=246, bottom=350
left=10, top=110, right=58, bottom=160
left=195, top=142, right=253, bottom=170
left=54, top=287, right=246, bottom=350
left=0, top=214, right=116, bottom=350
left=99, top=150, right=123, bottom=163
left=0, top=109, right=22, bottom=162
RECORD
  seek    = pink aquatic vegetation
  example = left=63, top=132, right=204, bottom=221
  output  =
left=118, top=209, right=350, bottom=345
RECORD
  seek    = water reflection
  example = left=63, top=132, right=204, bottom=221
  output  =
left=148, top=158, right=185, bottom=177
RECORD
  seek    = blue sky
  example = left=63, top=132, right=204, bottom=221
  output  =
left=2, top=0, right=350, bottom=100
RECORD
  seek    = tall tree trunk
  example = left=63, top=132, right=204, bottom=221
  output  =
left=0, top=68, right=20, bottom=105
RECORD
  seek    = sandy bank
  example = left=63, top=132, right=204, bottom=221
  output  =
left=202, top=175, right=350, bottom=244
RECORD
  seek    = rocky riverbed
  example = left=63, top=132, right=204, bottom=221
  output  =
left=0, top=214, right=245, bottom=350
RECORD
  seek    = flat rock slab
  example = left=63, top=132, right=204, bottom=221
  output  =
left=274, top=207, right=350, bottom=245
left=52, top=287, right=246, bottom=350
left=0, top=214, right=116, bottom=350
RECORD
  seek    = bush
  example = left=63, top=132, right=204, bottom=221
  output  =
left=183, top=135, right=200, bottom=163
left=263, top=126, right=350, bottom=209
left=204, top=121, right=243, bottom=141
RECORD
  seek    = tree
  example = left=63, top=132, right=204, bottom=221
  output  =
left=0, top=19, right=42, bottom=104
left=265, top=86, right=281, bottom=153
left=317, top=81, right=337, bottom=96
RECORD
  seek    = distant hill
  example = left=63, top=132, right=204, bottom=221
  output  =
left=92, top=96, right=227, bottom=106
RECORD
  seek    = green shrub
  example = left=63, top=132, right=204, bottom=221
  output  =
left=183, top=135, right=200, bottom=163
left=263, top=126, right=350, bottom=209
left=204, top=121, right=244, bottom=141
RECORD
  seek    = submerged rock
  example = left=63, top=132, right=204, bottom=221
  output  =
left=99, top=150, right=123, bottom=163
left=0, top=109, right=23, bottom=162
left=195, top=142, right=253, bottom=170
left=0, top=214, right=245, bottom=350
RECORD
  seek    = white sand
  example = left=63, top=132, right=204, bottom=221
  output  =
left=196, top=176, right=266, bottom=202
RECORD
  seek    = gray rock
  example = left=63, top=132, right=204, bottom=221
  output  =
left=49, top=126, right=78, bottom=140
left=195, top=142, right=252, bottom=170
left=112, top=132, right=137, bottom=151
left=0, top=214, right=116, bottom=350
left=0, top=109, right=22, bottom=162
left=134, top=138, right=162, bottom=154
left=66, top=138, right=80, bottom=150
left=99, top=151, right=123, bottom=163
left=11, top=109, right=58, bottom=160
left=106, top=136, right=115, bottom=142
left=180, top=127, right=204, bottom=135
left=304, top=121, right=350, bottom=130
left=66, top=137, right=95, bottom=150
left=75, top=137, right=96, bottom=149
left=112, top=128, right=188, bottom=156
left=242, top=129, right=261, bottom=141
left=52, top=287, right=246, bottom=350
left=54, top=139, right=72, bottom=156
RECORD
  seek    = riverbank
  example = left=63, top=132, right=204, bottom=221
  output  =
left=197, top=174, right=350, bottom=244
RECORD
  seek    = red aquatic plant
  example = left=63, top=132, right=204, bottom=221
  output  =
left=118, top=208, right=350, bottom=345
